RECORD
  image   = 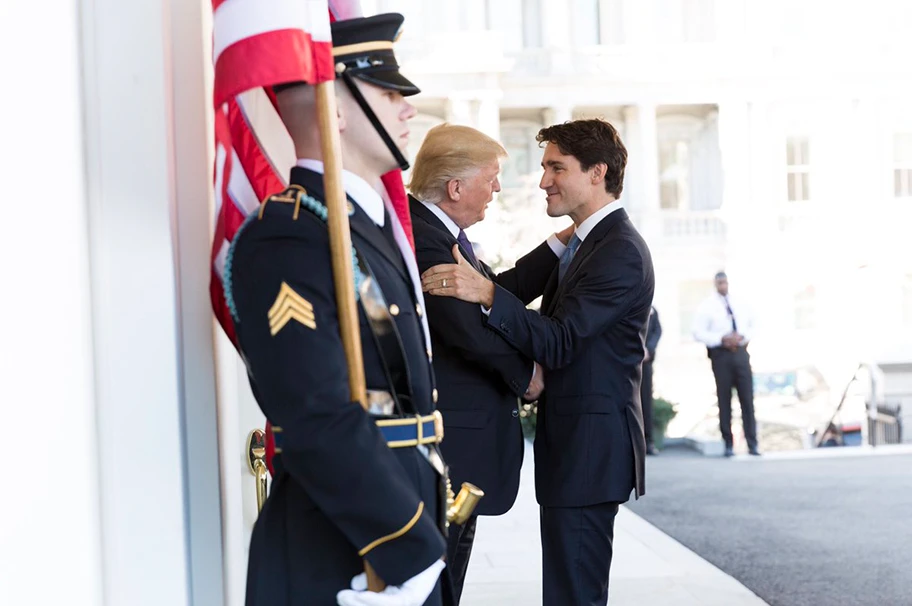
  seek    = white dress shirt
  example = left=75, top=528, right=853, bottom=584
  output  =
left=573, top=198, right=625, bottom=244
left=295, top=159, right=432, bottom=352
left=692, top=291, right=754, bottom=348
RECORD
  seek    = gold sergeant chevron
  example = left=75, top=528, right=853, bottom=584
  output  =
left=268, top=282, right=316, bottom=335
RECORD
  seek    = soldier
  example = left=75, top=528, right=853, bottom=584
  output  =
left=226, top=14, right=450, bottom=606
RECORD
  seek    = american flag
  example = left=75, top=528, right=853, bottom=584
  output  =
left=209, top=0, right=416, bottom=346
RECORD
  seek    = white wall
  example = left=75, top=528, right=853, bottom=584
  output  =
left=0, top=3, right=104, bottom=604
left=1, top=0, right=224, bottom=603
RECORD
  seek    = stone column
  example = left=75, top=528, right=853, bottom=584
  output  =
left=474, top=95, right=502, bottom=141
left=622, top=104, right=660, bottom=240
left=542, top=105, right=574, bottom=128
left=445, top=97, right=473, bottom=127
left=540, top=0, right=571, bottom=49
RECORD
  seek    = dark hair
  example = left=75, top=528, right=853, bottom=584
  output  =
left=714, top=271, right=727, bottom=280
left=536, top=119, right=627, bottom=197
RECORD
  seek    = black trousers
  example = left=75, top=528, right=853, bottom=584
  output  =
left=540, top=503, right=620, bottom=606
left=445, top=515, right=477, bottom=605
left=640, top=360, right=654, bottom=445
left=710, top=346, right=757, bottom=449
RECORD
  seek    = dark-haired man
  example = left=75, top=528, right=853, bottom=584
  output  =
left=421, top=119, right=655, bottom=605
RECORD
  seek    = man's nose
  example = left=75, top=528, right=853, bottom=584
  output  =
left=539, top=173, right=550, bottom=190
left=402, top=99, right=417, bottom=120
left=493, top=178, right=501, bottom=193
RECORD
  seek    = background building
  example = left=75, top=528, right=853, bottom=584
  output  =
left=373, top=0, right=912, bottom=435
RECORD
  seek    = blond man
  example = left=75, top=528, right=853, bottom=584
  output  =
left=408, top=123, right=571, bottom=603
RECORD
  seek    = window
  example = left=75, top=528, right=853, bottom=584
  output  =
left=786, top=136, right=810, bottom=201
left=659, top=139, right=691, bottom=210
left=572, top=0, right=601, bottom=46
left=794, top=285, right=816, bottom=330
left=893, top=133, right=912, bottom=198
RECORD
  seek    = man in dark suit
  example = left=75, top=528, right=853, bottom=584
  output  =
left=642, top=306, right=663, bottom=455
left=421, top=119, right=655, bottom=605
left=227, top=14, right=450, bottom=606
left=407, top=123, right=571, bottom=603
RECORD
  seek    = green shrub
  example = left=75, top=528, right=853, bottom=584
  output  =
left=652, top=397, right=677, bottom=449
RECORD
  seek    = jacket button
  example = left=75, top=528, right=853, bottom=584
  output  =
left=432, top=388, right=438, bottom=404
left=389, top=304, right=400, bottom=316
left=512, top=409, right=519, bottom=418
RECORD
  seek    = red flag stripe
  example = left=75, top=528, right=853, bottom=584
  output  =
left=214, top=30, right=333, bottom=107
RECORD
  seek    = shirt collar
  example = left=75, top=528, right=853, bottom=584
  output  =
left=574, top=199, right=624, bottom=242
left=418, top=199, right=460, bottom=238
left=295, top=159, right=385, bottom=227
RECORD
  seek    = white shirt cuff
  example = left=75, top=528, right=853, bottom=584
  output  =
left=480, top=304, right=491, bottom=316
left=547, top=234, right=566, bottom=257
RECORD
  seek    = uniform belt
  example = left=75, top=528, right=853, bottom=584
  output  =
left=272, top=410, right=444, bottom=454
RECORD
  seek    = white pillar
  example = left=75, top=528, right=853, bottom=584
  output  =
left=541, top=0, right=572, bottom=49
left=716, top=100, right=754, bottom=280
left=543, top=105, right=574, bottom=127
left=623, top=105, right=661, bottom=229
left=475, top=95, right=502, bottom=141
left=446, top=96, right=473, bottom=126
left=463, top=0, right=488, bottom=30
left=623, top=0, right=656, bottom=46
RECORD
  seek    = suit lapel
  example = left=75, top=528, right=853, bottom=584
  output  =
left=292, top=167, right=410, bottom=282
left=410, top=195, right=483, bottom=274
left=545, top=209, right=629, bottom=315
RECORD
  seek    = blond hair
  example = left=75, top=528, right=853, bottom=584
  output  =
left=408, top=124, right=507, bottom=204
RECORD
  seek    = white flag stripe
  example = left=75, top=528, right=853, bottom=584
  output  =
left=213, top=0, right=331, bottom=63
left=213, top=239, right=230, bottom=281
left=213, top=143, right=227, bottom=219
left=228, top=149, right=261, bottom=215
left=328, top=0, right=363, bottom=20
left=237, top=89, right=296, bottom=186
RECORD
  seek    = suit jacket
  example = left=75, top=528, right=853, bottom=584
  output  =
left=486, top=208, right=654, bottom=507
left=231, top=168, right=446, bottom=605
left=410, top=196, right=558, bottom=515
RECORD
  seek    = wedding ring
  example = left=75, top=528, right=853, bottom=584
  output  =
left=442, top=279, right=448, bottom=288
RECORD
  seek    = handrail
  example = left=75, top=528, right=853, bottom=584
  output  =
left=814, top=363, right=865, bottom=448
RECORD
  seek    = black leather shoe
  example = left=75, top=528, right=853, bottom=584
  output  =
left=646, top=444, right=658, bottom=456
left=748, top=447, right=761, bottom=456
left=724, top=446, right=734, bottom=457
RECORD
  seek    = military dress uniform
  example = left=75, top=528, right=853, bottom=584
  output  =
left=230, top=166, right=448, bottom=606
left=226, top=14, right=449, bottom=606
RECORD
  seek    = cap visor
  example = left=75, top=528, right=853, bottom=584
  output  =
left=356, top=69, right=420, bottom=97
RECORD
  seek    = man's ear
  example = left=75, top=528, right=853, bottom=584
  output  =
left=446, top=178, right=461, bottom=201
left=591, top=162, right=607, bottom=184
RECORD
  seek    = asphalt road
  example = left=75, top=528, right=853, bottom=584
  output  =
left=625, top=447, right=912, bottom=606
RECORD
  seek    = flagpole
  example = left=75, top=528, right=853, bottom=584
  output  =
left=314, top=80, right=386, bottom=592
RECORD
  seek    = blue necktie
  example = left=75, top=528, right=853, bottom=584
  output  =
left=457, top=229, right=478, bottom=268
left=558, top=234, right=582, bottom=283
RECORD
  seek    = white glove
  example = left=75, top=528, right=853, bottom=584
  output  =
left=336, top=559, right=445, bottom=606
